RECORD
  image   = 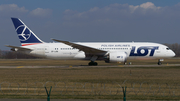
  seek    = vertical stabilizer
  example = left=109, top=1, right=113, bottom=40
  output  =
left=11, top=18, right=44, bottom=46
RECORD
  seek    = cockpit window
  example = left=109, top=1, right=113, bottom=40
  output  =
left=166, top=48, right=170, bottom=50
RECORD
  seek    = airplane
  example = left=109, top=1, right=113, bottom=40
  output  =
left=6, top=18, right=176, bottom=66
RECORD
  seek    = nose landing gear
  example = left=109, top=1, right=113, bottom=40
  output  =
left=158, top=59, right=164, bottom=65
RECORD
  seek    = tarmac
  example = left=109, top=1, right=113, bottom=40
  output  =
left=0, top=99, right=156, bottom=101
left=0, top=100, right=113, bottom=101
left=0, top=100, right=117, bottom=101
left=0, top=64, right=179, bottom=68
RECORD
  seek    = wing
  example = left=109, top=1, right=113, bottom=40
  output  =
left=52, top=39, right=107, bottom=55
left=5, top=45, right=32, bottom=51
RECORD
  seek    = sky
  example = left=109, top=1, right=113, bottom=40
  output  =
left=1, top=0, right=180, bottom=50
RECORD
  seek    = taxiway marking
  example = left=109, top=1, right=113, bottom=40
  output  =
left=16, top=66, right=24, bottom=68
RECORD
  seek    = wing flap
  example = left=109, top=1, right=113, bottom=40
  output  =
left=52, top=39, right=107, bottom=55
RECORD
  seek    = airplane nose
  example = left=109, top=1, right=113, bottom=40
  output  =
left=172, top=51, right=176, bottom=57
left=166, top=50, right=175, bottom=57
left=169, top=50, right=176, bottom=57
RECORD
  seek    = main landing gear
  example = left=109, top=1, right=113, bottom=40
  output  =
left=88, top=55, right=98, bottom=66
left=88, top=61, right=98, bottom=66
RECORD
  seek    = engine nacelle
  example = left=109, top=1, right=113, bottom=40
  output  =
left=74, top=52, right=85, bottom=59
left=105, top=52, right=127, bottom=63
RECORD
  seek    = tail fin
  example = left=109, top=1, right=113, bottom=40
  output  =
left=11, top=18, right=44, bottom=46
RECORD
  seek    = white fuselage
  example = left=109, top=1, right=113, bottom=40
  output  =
left=22, top=42, right=175, bottom=60
left=9, top=18, right=176, bottom=65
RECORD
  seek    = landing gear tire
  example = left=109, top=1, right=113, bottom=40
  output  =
left=88, top=61, right=98, bottom=66
left=158, top=59, right=163, bottom=65
left=158, top=62, right=162, bottom=65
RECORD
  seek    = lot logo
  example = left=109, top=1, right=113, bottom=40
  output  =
left=130, top=46, right=159, bottom=56
left=16, top=25, right=31, bottom=41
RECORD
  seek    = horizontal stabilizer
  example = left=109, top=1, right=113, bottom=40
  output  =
left=5, top=45, right=32, bottom=51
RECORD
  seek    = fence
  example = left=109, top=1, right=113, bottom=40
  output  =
left=0, top=80, right=180, bottom=100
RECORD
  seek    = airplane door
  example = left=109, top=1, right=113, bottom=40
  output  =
left=45, top=46, right=49, bottom=53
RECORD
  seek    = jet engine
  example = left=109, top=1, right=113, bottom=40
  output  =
left=74, top=52, right=85, bottom=59
left=104, top=52, right=127, bottom=63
